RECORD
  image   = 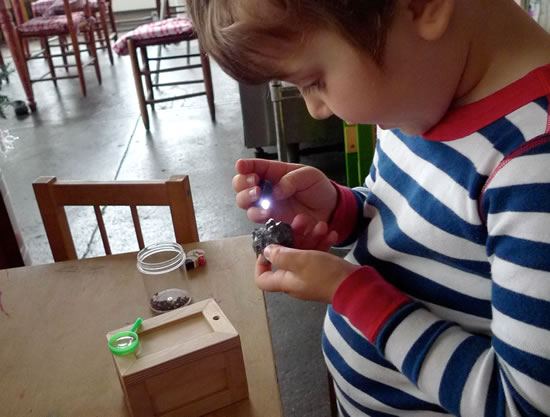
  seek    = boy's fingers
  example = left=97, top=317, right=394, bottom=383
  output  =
left=256, top=270, right=288, bottom=293
left=232, top=173, right=258, bottom=192
left=316, top=230, right=339, bottom=252
left=263, top=244, right=306, bottom=272
left=291, top=214, right=313, bottom=237
left=311, top=221, right=328, bottom=238
left=254, top=256, right=293, bottom=293
left=254, top=255, right=284, bottom=293
left=235, top=187, right=261, bottom=209
left=291, top=216, right=336, bottom=251
left=255, top=254, right=272, bottom=277
left=247, top=206, right=271, bottom=223
left=235, top=158, right=304, bottom=184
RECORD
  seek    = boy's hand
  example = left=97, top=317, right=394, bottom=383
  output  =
left=255, top=244, right=358, bottom=303
left=233, top=158, right=338, bottom=249
left=290, top=213, right=339, bottom=252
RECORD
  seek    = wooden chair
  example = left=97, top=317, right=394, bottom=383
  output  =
left=113, top=16, right=215, bottom=130
left=9, top=0, right=101, bottom=97
left=33, top=175, right=199, bottom=262
left=0, top=0, right=35, bottom=109
left=31, top=0, right=115, bottom=65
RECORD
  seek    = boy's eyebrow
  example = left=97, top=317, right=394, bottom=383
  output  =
left=284, top=68, right=321, bottom=85
left=279, top=63, right=311, bottom=83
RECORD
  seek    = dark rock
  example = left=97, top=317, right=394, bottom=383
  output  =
left=252, top=218, right=294, bottom=257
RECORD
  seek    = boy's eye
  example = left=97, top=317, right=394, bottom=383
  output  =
left=301, top=80, right=322, bottom=96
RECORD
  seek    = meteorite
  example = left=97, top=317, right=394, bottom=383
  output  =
left=252, top=218, right=294, bottom=257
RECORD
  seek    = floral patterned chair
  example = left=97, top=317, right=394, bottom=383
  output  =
left=113, top=16, right=215, bottom=130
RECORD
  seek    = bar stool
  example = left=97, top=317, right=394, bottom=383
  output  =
left=113, top=17, right=215, bottom=130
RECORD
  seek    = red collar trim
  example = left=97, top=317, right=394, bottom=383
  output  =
left=422, top=63, right=550, bottom=141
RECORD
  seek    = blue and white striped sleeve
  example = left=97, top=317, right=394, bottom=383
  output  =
left=330, top=147, right=378, bottom=246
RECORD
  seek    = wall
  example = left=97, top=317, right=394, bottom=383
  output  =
left=113, top=0, right=154, bottom=12
left=113, top=0, right=186, bottom=13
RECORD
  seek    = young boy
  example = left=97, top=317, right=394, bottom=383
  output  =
left=187, top=0, right=550, bottom=415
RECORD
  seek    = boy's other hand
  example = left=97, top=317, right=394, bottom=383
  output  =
left=233, top=158, right=338, bottom=228
left=291, top=214, right=338, bottom=252
left=255, top=244, right=358, bottom=303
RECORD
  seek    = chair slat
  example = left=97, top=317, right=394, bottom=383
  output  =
left=94, top=205, right=111, bottom=255
left=130, top=205, right=145, bottom=249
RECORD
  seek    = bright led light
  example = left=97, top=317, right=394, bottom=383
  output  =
left=260, top=199, right=271, bottom=210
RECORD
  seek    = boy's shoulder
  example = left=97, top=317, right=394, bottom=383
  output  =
left=423, top=63, right=550, bottom=144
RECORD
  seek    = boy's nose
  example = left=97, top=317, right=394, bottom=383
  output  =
left=303, top=97, right=333, bottom=120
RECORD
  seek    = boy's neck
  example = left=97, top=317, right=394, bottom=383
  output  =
left=454, top=0, right=550, bottom=108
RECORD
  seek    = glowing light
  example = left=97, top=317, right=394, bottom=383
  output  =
left=260, top=199, right=271, bottom=210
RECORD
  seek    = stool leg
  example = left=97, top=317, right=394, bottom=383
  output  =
left=83, top=31, right=92, bottom=57
left=41, top=37, right=57, bottom=87
left=199, top=46, right=215, bottom=122
left=129, top=40, right=149, bottom=130
left=59, top=35, right=69, bottom=72
left=95, top=15, right=105, bottom=48
left=98, top=2, right=113, bottom=65
left=107, top=1, right=117, bottom=40
left=69, top=27, right=86, bottom=96
left=140, top=46, right=154, bottom=110
left=88, top=21, right=102, bottom=84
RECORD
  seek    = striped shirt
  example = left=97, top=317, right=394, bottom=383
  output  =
left=324, top=63, right=550, bottom=416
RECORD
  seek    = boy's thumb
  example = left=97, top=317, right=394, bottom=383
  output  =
left=273, top=169, right=308, bottom=200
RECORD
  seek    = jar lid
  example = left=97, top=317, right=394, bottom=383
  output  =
left=137, top=242, right=185, bottom=275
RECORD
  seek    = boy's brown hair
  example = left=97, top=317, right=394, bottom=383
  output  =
left=186, top=0, right=397, bottom=84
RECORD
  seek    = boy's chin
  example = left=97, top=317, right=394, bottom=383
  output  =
left=399, top=127, right=421, bottom=136
left=396, top=123, right=431, bottom=137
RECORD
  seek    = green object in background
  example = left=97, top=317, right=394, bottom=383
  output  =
left=343, top=122, right=376, bottom=187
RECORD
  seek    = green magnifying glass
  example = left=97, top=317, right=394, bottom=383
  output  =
left=108, top=317, right=143, bottom=356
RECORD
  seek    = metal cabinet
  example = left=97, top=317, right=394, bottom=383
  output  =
left=239, top=81, right=343, bottom=162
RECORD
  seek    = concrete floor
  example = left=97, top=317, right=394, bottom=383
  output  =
left=1, top=37, right=346, bottom=416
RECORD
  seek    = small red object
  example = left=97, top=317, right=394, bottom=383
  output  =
left=185, top=249, right=206, bottom=270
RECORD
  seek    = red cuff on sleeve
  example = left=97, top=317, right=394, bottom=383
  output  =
left=332, top=266, right=412, bottom=343
left=328, top=181, right=358, bottom=243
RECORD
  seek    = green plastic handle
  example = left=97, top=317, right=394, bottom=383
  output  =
left=131, top=317, right=143, bottom=333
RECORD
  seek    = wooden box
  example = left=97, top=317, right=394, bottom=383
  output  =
left=107, top=298, right=249, bottom=417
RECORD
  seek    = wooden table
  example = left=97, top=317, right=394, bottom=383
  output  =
left=0, top=235, right=283, bottom=417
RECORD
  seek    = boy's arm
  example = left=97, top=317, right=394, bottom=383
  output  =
left=332, top=144, right=550, bottom=416
left=328, top=154, right=379, bottom=245
left=326, top=182, right=365, bottom=245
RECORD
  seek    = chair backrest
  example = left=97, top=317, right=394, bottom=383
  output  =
left=33, top=175, right=199, bottom=262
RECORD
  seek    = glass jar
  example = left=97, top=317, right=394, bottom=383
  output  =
left=137, top=242, right=192, bottom=314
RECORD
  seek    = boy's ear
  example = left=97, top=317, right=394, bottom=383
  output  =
left=407, top=0, right=455, bottom=41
